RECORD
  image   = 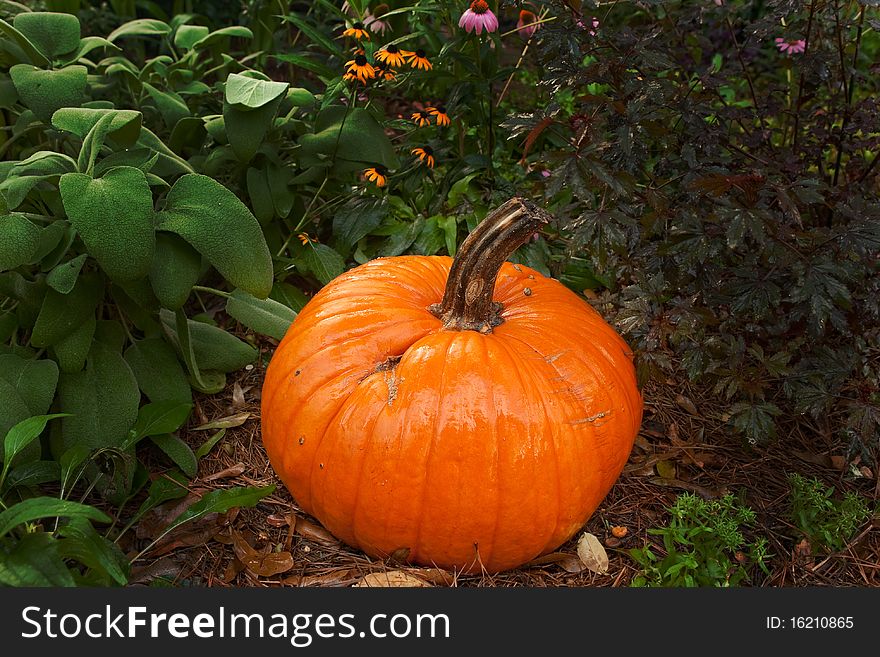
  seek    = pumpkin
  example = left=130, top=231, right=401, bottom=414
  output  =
left=261, top=198, right=643, bottom=573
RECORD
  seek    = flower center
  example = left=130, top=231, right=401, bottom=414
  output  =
left=353, top=22, right=365, bottom=29
left=436, top=105, right=446, bottom=113
left=386, top=44, right=399, bottom=53
left=354, top=54, right=368, bottom=66
left=415, top=48, right=426, bottom=58
left=423, top=146, right=434, bottom=155
left=470, top=0, right=489, bottom=14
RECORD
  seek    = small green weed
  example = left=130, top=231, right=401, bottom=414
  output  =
left=629, top=493, right=771, bottom=587
left=788, top=473, right=872, bottom=554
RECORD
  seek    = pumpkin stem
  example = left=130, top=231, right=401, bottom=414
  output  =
left=430, top=197, right=553, bottom=332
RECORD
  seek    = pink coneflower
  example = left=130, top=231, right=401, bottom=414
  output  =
left=577, top=16, right=600, bottom=36
left=714, top=0, right=724, bottom=6
left=364, top=12, right=390, bottom=35
left=517, top=10, right=539, bottom=40
left=459, top=0, right=498, bottom=35
left=775, top=37, right=806, bottom=55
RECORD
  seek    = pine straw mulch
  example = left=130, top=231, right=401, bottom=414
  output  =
left=121, top=343, right=880, bottom=588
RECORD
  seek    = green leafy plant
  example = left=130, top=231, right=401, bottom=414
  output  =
left=788, top=473, right=873, bottom=554
left=0, top=412, right=275, bottom=586
left=629, top=493, right=771, bottom=587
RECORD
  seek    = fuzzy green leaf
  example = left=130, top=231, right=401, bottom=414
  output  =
left=107, top=18, right=171, bottom=42
left=149, top=433, right=197, bottom=478
left=0, top=214, right=41, bottom=271
left=156, top=174, right=272, bottom=298
left=10, top=64, right=87, bottom=123
left=159, top=309, right=258, bottom=373
left=31, top=271, right=102, bottom=347
left=52, top=107, right=142, bottom=147
left=226, top=288, right=296, bottom=340
left=13, top=12, right=80, bottom=60
left=149, top=232, right=201, bottom=310
left=123, top=338, right=192, bottom=404
left=60, top=167, right=155, bottom=282
left=53, top=340, right=140, bottom=455
left=46, top=254, right=88, bottom=294
left=51, top=315, right=96, bottom=373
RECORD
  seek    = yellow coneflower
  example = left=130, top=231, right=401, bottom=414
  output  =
left=412, top=146, right=435, bottom=168
left=364, top=166, right=387, bottom=187
left=374, top=61, right=397, bottom=81
left=375, top=43, right=409, bottom=68
left=410, top=110, right=431, bottom=127
left=406, top=48, right=432, bottom=70
left=344, top=53, right=375, bottom=83
left=343, top=22, right=370, bottom=41
left=298, top=233, right=315, bottom=246
left=427, top=105, right=450, bottom=126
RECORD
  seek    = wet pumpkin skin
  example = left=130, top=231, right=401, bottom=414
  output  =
left=261, top=202, right=642, bottom=573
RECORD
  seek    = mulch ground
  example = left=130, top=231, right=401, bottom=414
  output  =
left=122, top=337, right=880, bottom=588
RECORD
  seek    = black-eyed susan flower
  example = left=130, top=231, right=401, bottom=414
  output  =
left=411, top=110, right=431, bottom=127
left=374, top=61, right=397, bottom=81
left=344, top=54, right=376, bottom=83
left=376, top=43, right=409, bottom=68
left=343, top=22, right=370, bottom=41
left=298, top=233, right=316, bottom=246
left=412, top=146, right=435, bottom=168
left=364, top=166, right=387, bottom=187
left=406, top=48, right=432, bottom=70
left=427, top=105, right=450, bottom=126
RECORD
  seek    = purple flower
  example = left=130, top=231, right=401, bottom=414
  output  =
left=517, top=10, right=539, bottom=40
left=775, top=37, right=806, bottom=55
left=459, top=0, right=498, bottom=35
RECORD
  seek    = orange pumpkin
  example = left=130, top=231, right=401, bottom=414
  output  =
left=261, top=198, right=642, bottom=573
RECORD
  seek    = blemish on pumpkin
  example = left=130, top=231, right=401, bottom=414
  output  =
left=371, top=356, right=402, bottom=406
left=523, top=287, right=532, bottom=296
left=528, top=274, right=535, bottom=280
left=299, top=436, right=305, bottom=445
left=512, top=264, right=522, bottom=272
left=545, top=351, right=567, bottom=363
left=294, top=369, right=301, bottom=376
left=570, top=410, right=612, bottom=425
left=319, top=463, right=324, bottom=469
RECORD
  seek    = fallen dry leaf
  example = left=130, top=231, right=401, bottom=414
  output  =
left=353, top=571, right=432, bottom=587
left=633, top=435, right=652, bottom=451
left=793, top=538, right=814, bottom=569
left=524, top=552, right=585, bottom=573
left=605, top=537, right=621, bottom=549
left=136, top=493, right=203, bottom=540
left=675, top=394, right=699, bottom=416
left=129, top=557, right=183, bottom=585
left=202, top=463, right=246, bottom=482
left=648, top=477, right=724, bottom=499
left=830, top=455, right=847, bottom=471
left=284, top=569, right=360, bottom=587
left=231, top=381, right=247, bottom=410
left=655, top=460, right=677, bottom=479
left=576, top=532, right=609, bottom=574
left=193, top=412, right=252, bottom=431
left=388, top=547, right=411, bottom=563
left=295, top=518, right=339, bottom=545
left=266, top=513, right=290, bottom=528
left=792, top=450, right=833, bottom=468
left=232, top=531, right=295, bottom=578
